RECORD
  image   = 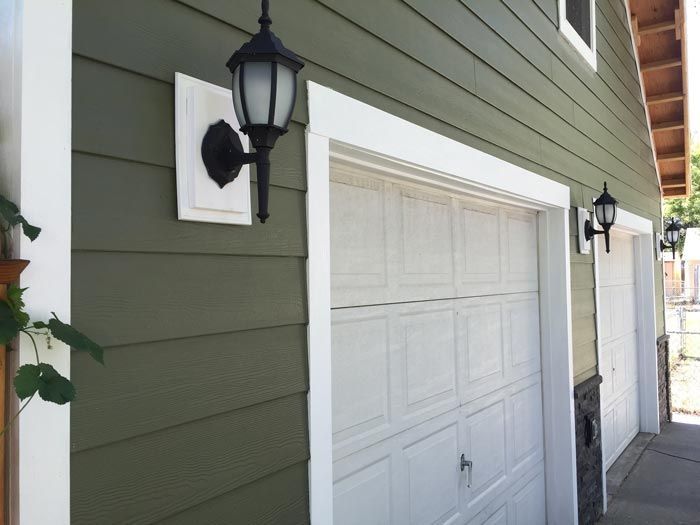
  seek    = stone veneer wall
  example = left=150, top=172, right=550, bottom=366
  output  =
left=657, top=334, right=671, bottom=427
left=574, top=374, right=604, bottom=525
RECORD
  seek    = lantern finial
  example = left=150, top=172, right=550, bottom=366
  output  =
left=259, top=0, right=271, bottom=29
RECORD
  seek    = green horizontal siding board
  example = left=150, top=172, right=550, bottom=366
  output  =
left=474, top=60, right=659, bottom=201
left=596, top=33, right=644, bottom=107
left=573, top=314, right=597, bottom=347
left=463, top=0, right=655, bottom=171
left=72, top=153, right=307, bottom=256
left=574, top=366, right=599, bottom=386
left=503, top=0, right=652, bottom=147
left=161, top=462, right=309, bottom=525
left=572, top=289, right=596, bottom=319
left=533, top=0, right=558, bottom=24
left=72, top=56, right=307, bottom=190
left=573, top=340, right=598, bottom=379
left=595, top=6, right=640, bottom=81
left=571, top=262, right=595, bottom=290
left=73, top=55, right=175, bottom=169
left=71, top=394, right=309, bottom=524
left=71, top=251, right=306, bottom=347
left=71, top=324, right=308, bottom=451
left=597, top=0, right=637, bottom=65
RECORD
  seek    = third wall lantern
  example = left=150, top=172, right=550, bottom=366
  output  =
left=201, top=0, right=305, bottom=223
left=584, top=182, right=618, bottom=253
left=660, top=217, right=682, bottom=259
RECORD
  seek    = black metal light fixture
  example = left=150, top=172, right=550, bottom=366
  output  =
left=201, top=0, right=304, bottom=223
left=660, top=217, right=682, bottom=258
left=584, top=182, right=618, bottom=253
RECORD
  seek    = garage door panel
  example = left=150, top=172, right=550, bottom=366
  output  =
left=512, top=382, right=544, bottom=473
left=333, top=453, right=392, bottom=525
left=459, top=204, right=501, bottom=287
left=511, top=470, right=546, bottom=525
left=331, top=166, right=539, bottom=308
left=507, top=297, right=541, bottom=372
left=461, top=302, right=504, bottom=390
left=396, top=187, right=454, bottom=284
left=332, top=309, right=391, bottom=446
left=401, top=307, right=458, bottom=412
left=403, top=423, right=462, bottom=525
left=330, top=170, right=389, bottom=294
left=503, top=210, right=539, bottom=290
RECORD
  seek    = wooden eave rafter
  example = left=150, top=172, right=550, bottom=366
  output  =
left=629, top=0, right=691, bottom=198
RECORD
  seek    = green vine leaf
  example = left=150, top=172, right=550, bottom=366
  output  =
left=7, top=285, right=29, bottom=328
left=45, top=315, right=104, bottom=364
left=13, top=364, right=40, bottom=399
left=0, top=195, right=40, bottom=242
left=36, top=363, right=75, bottom=405
left=0, top=301, right=21, bottom=344
left=10, top=215, right=41, bottom=241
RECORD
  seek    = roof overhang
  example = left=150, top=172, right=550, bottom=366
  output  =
left=629, top=0, right=691, bottom=198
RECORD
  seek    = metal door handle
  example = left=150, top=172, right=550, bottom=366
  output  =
left=460, top=454, right=472, bottom=487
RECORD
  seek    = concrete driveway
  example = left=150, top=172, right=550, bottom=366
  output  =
left=599, top=419, right=700, bottom=524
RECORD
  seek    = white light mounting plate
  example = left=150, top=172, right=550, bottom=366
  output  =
left=577, top=207, right=591, bottom=254
left=655, top=232, right=663, bottom=261
left=175, top=72, right=252, bottom=225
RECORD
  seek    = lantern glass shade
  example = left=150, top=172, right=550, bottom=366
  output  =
left=595, top=202, right=616, bottom=226
left=667, top=228, right=680, bottom=244
left=231, top=62, right=297, bottom=130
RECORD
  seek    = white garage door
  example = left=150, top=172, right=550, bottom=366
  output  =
left=329, top=162, right=546, bottom=525
left=599, top=230, right=640, bottom=470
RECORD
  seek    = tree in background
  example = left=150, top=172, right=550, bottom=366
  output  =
left=663, top=147, right=700, bottom=255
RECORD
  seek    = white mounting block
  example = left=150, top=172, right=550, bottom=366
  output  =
left=175, top=72, right=252, bottom=225
left=655, top=232, right=663, bottom=261
left=577, top=207, right=591, bottom=254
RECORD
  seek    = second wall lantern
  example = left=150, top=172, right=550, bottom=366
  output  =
left=660, top=217, right=682, bottom=259
left=201, top=0, right=305, bottom=223
left=584, top=182, right=618, bottom=253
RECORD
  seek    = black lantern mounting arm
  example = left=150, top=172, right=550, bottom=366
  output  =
left=201, top=0, right=304, bottom=224
left=583, top=182, right=618, bottom=254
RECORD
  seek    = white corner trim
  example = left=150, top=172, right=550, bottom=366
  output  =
left=306, top=81, right=577, bottom=525
left=558, top=0, right=598, bottom=69
left=306, top=82, right=569, bottom=210
left=0, top=0, right=73, bottom=524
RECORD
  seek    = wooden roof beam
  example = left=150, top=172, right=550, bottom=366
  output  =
left=646, top=91, right=684, bottom=105
left=652, top=120, right=685, bottom=132
left=637, top=19, right=677, bottom=36
left=641, top=58, right=683, bottom=72
left=657, top=152, right=686, bottom=162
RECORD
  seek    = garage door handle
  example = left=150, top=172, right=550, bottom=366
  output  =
left=460, top=454, right=473, bottom=487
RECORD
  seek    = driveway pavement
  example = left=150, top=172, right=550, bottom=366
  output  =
left=599, top=419, right=700, bottom=524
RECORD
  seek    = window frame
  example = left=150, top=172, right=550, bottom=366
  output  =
left=558, top=0, right=597, bottom=69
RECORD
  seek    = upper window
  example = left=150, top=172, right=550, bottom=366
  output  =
left=559, top=0, right=597, bottom=69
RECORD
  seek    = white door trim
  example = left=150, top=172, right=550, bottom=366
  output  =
left=306, top=82, right=578, bottom=524
left=593, top=207, right=659, bottom=513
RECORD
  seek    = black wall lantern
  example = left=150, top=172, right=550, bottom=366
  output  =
left=201, top=0, right=304, bottom=223
left=584, top=182, right=618, bottom=253
left=660, top=217, right=682, bottom=258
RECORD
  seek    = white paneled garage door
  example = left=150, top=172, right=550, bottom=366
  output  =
left=329, top=162, right=546, bottom=525
left=599, top=230, right=640, bottom=470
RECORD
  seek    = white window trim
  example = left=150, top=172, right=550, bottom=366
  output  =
left=559, top=0, right=598, bottom=69
left=306, top=81, right=579, bottom=524
left=591, top=208, right=659, bottom=515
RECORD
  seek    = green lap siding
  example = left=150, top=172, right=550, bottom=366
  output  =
left=71, top=0, right=662, bottom=522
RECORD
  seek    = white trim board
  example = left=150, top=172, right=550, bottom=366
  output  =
left=558, top=0, right=598, bottom=70
left=306, top=81, right=578, bottom=524
left=592, top=208, right=659, bottom=515
left=0, top=0, right=72, bottom=523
